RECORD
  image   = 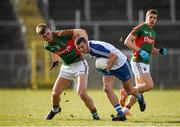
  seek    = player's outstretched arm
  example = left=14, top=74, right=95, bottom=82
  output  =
left=124, top=34, right=150, bottom=61
left=49, top=53, right=60, bottom=70
left=56, top=29, right=74, bottom=36
left=152, top=47, right=159, bottom=55
left=73, top=29, right=88, bottom=42
left=51, top=53, right=59, bottom=62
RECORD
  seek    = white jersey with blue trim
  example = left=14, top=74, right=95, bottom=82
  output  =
left=88, top=40, right=127, bottom=70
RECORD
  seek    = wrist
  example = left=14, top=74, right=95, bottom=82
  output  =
left=138, top=49, right=143, bottom=53
left=159, top=48, right=163, bottom=54
left=137, top=48, right=141, bottom=52
left=159, top=48, right=168, bottom=55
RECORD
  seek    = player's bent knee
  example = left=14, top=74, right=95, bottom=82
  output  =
left=148, top=84, right=154, bottom=90
left=124, top=89, right=133, bottom=95
left=78, top=91, right=87, bottom=100
left=103, top=86, right=112, bottom=93
left=145, top=83, right=154, bottom=91
left=51, top=91, right=59, bottom=99
left=80, top=94, right=87, bottom=100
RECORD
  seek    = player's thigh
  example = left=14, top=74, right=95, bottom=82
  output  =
left=131, top=60, right=153, bottom=86
left=135, top=76, right=144, bottom=84
left=52, top=76, right=71, bottom=95
left=75, top=60, right=89, bottom=93
left=103, top=75, right=116, bottom=89
left=134, top=76, right=145, bottom=89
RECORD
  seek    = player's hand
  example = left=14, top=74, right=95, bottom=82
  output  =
left=106, top=67, right=111, bottom=74
left=50, top=61, right=59, bottom=70
left=159, top=48, right=168, bottom=55
left=96, top=68, right=107, bottom=74
left=139, top=49, right=150, bottom=61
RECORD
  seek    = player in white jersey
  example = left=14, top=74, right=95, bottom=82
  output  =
left=75, top=37, right=146, bottom=121
left=89, top=40, right=127, bottom=70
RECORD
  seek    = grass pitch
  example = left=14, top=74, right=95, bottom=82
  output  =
left=0, top=89, right=180, bottom=126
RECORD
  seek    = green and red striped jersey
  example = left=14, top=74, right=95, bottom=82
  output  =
left=130, top=23, right=156, bottom=64
left=44, top=30, right=82, bottom=65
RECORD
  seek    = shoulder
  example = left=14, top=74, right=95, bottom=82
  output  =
left=133, top=23, right=145, bottom=31
left=89, top=40, right=109, bottom=48
left=90, top=40, right=111, bottom=45
left=52, top=29, right=73, bottom=37
left=130, top=23, right=145, bottom=35
left=89, top=40, right=113, bottom=51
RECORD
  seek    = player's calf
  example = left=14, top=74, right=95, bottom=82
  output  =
left=119, top=88, right=128, bottom=107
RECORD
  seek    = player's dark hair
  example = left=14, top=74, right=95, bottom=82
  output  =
left=75, top=36, right=87, bottom=45
left=36, top=23, right=48, bottom=35
left=146, top=9, right=158, bottom=18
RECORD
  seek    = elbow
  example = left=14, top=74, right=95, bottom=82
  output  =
left=79, top=29, right=86, bottom=33
left=83, top=29, right=87, bottom=33
left=124, top=41, right=127, bottom=46
left=74, top=28, right=86, bottom=32
left=124, top=40, right=128, bottom=46
left=124, top=37, right=130, bottom=46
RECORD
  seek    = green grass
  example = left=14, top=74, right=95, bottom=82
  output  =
left=0, top=89, right=180, bottom=126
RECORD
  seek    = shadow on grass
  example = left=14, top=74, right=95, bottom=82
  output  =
left=57, top=117, right=113, bottom=122
left=149, top=115, right=180, bottom=118
left=130, top=120, right=180, bottom=124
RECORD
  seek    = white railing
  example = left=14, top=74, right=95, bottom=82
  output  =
left=0, top=50, right=31, bottom=87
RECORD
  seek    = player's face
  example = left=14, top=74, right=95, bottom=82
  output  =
left=40, top=29, right=53, bottom=42
left=146, top=14, right=157, bottom=28
left=76, top=42, right=88, bottom=54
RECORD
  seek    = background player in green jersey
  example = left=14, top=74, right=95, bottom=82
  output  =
left=119, top=9, right=168, bottom=115
left=36, top=23, right=100, bottom=120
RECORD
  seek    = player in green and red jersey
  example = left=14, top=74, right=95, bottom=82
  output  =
left=36, top=23, right=100, bottom=120
left=119, top=9, right=168, bottom=115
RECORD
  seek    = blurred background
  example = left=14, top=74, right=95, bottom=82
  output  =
left=0, top=0, right=179, bottom=89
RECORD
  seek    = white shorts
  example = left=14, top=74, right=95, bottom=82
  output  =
left=130, top=60, right=150, bottom=75
left=59, top=59, right=89, bottom=80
